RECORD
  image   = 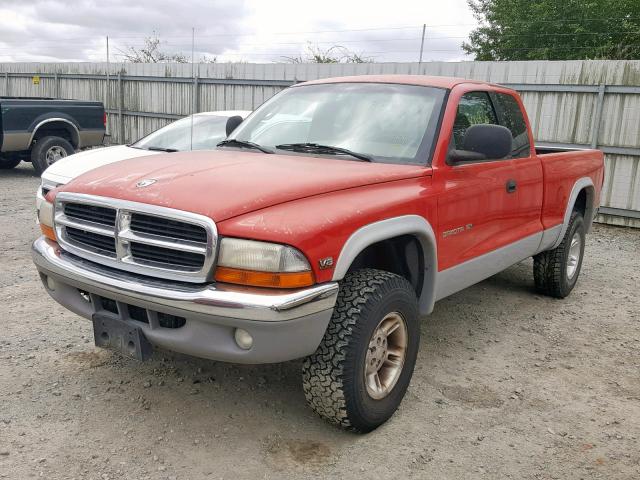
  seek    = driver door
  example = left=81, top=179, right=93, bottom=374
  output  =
left=436, top=90, right=521, bottom=272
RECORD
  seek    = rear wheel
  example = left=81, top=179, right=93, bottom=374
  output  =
left=533, top=211, right=585, bottom=298
left=302, top=269, right=420, bottom=432
left=31, top=136, right=74, bottom=175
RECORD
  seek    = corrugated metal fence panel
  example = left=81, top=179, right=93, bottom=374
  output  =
left=3, top=59, right=640, bottom=83
left=598, top=154, right=640, bottom=228
left=198, top=83, right=284, bottom=111
left=59, top=77, right=106, bottom=102
left=603, top=155, right=640, bottom=209
left=599, top=93, right=640, bottom=148
left=5, top=75, right=56, bottom=97
left=122, top=115, right=173, bottom=146
left=521, top=92, right=597, bottom=145
left=2, top=60, right=639, bottom=226
left=123, top=79, right=193, bottom=116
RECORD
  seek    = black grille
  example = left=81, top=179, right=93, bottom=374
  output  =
left=94, top=295, right=183, bottom=328
left=100, top=297, right=118, bottom=314
left=66, top=227, right=117, bottom=255
left=158, top=312, right=186, bottom=329
left=127, top=304, right=149, bottom=323
left=130, top=242, right=204, bottom=269
left=130, top=213, right=207, bottom=243
left=64, top=203, right=117, bottom=227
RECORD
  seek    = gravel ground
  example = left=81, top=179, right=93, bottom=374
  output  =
left=1, top=163, right=639, bottom=480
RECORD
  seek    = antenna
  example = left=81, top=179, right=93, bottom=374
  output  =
left=190, top=27, right=195, bottom=151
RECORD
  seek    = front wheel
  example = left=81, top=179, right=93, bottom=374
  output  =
left=0, top=156, right=21, bottom=169
left=302, top=269, right=420, bottom=432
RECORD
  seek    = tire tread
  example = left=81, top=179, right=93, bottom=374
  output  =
left=533, top=211, right=583, bottom=298
left=302, top=269, right=414, bottom=431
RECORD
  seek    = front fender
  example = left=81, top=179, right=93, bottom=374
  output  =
left=215, top=176, right=437, bottom=298
left=332, top=215, right=438, bottom=315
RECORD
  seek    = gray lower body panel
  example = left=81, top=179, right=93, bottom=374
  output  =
left=78, top=129, right=105, bottom=148
left=1, top=131, right=30, bottom=152
left=435, top=231, right=545, bottom=302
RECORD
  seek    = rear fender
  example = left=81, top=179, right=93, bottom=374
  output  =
left=549, top=177, right=596, bottom=250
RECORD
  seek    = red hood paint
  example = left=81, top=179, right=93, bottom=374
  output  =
left=59, top=150, right=430, bottom=222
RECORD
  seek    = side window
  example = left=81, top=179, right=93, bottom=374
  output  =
left=452, top=91, right=498, bottom=150
left=493, top=93, right=530, bottom=158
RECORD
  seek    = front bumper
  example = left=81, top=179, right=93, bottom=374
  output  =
left=32, top=237, right=338, bottom=363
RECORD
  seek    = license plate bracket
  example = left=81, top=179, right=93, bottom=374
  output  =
left=92, top=313, right=152, bottom=361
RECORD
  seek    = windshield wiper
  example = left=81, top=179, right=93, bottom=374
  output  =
left=275, top=143, right=373, bottom=162
left=146, top=146, right=179, bottom=152
left=217, top=139, right=274, bottom=154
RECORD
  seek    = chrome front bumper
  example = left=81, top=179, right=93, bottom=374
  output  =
left=32, top=237, right=339, bottom=363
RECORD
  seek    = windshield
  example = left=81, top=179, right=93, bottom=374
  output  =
left=133, top=115, right=231, bottom=151
left=228, top=83, right=446, bottom=165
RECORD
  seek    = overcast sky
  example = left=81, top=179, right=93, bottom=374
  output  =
left=0, top=0, right=477, bottom=63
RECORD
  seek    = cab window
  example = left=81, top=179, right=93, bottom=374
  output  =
left=492, top=93, right=531, bottom=158
left=452, top=92, right=498, bottom=150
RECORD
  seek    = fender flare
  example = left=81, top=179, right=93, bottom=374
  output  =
left=29, top=117, right=81, bottom=148
left=331, top=215, right=438, bottom=315
left=550, top=176, right=596, bottom=249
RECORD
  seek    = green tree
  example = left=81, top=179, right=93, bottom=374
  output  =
left=463, top=0, right=640, bottom=60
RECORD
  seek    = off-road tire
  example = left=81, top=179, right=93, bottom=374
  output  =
left=0, top=156, right=21, bottom=169
left=31, top=136, right=74, bottom=176
left=533, top=211, right=585, bottom=298
left=302, top=269, right=420, bottom=432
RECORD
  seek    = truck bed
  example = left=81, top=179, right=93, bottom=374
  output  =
left=536, top=146, right=605, bottom=230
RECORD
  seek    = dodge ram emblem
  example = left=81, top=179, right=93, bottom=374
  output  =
left=136, top=179, right=157, bottom=188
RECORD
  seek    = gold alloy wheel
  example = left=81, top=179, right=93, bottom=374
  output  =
left=364, top=312, right=408, bottom=400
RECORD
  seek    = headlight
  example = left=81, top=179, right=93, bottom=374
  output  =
left=38, top=197, right=57, bottom=242
left=215, top=238, right=314, bottom=288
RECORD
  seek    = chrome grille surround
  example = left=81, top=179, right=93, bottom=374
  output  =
left=54, top=192, right=217, bottom=283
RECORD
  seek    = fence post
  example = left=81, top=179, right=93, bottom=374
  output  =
left=54, top=72, right=59, bottom=98
left=591, top=83, right=606, bottom=149
left=117, top=72, right=124, bottom=144
left=4, top=72, right=8, bottom=96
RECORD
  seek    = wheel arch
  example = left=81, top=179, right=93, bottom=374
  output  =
left=29, top=118, right=80, bottom=149
left=331, top=215, right=438, bottom=315
left=551, top=177, right=596, bottom=249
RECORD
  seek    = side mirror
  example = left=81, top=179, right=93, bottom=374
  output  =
left=449, top=124, right=512, bottom=164
left=225, top=115, right=244, bottom=137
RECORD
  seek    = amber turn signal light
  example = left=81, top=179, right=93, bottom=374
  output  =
left=40, top=224, right=57, bottom=242
left=214, top=267, right=314, bottom=289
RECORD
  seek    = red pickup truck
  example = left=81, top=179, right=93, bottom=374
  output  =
left=33, top=75, right=604, bottom=432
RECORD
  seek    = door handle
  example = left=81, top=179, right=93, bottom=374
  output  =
left=506, top=179, right=517, bottom=193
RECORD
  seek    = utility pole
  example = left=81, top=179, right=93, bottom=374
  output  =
left=105, top=35, right=110, bottom=137
left=191, top=27, right=195, bottom=80
left=418, top=23, right=426, bottom=66
left=190, top=27, right=195, bottom=151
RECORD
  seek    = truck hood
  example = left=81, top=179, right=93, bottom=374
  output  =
left=59, top=150, right=430, bottom=222
left=42, top=145, right=161, bottom=185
